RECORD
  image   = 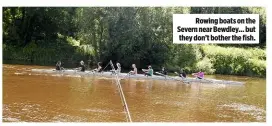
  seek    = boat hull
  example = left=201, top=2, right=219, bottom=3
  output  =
left=31, top=69, right=244, bottom=85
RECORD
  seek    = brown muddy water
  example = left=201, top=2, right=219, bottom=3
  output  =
left=2, top=64, right=266, bottom=122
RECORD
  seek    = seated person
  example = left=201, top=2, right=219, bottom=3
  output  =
left=160, top=67, right=167, bottom=75
left=78, top=60, right=86, bottom=72
left=192, top=70, right=204, bottom=79
left=142, top=65, right=153, bottom=77
left=175, top=69, right=187, bottom=78
left=128, top=64, right=137, bottom=75
left=92, top=62, right=102, bottom=73
left=116, top=62, right=121, bottom=74
left=110, top=62, right=121, bottom=75
left=55, top=61, right=64, bottom=71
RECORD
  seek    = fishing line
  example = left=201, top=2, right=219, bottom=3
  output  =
left=109, top=60, right=132, bottom=122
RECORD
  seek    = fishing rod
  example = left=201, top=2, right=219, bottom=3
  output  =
left=109, top=60, right=132, bottom=122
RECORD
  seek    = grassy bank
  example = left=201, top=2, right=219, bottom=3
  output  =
left=3, top=43, right=266, bottom=77
left=200, top=45, right=266, bottom=77
left=166, top=45, right=266, bottom=77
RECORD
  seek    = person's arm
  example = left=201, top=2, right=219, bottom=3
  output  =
left=79, top=66, right=83, bottom=71
left=97, top=66, right=102, bottom=71
left=192, top=72, right=198, bottom=76
left=134, top=68, right=137, bottom=74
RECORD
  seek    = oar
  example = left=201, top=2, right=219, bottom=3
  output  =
left=55, top=67, right=71, bottom=72
left=155, top=72, right=167, bottom=78
left=196, top=77, right=214, bottom=84
left=190, top=73, right=214, bottom=84
left=155, top=72, right=189, bottom=84
left=122, top=72, right=132, bottom=79
left=86, top=62, right=110, bottom=75
left=174, top=72, right=186, bottom=79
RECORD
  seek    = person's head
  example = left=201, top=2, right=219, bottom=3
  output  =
left=148, top=65, right=152, bottom=69
left=117, top=63, right=121, bottom=67
left=80, top=60, right=84, bottom=65
left=200, top=69, right=203, bottom=72
left=132, top=64, right=136, bottom=68
left=180, top=68, right=183, bottom=73
left=162, top=67, right=165, bottom=70
left=57, top=61, right=61, bottom=65
left=98, top=62, right=101, bottom=66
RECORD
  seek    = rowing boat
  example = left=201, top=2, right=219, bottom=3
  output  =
left=31, top=69, right=244, bottom=85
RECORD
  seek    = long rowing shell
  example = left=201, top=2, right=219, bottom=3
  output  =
left=31, top=69, right=244, bottom=85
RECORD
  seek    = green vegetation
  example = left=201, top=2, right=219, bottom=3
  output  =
left=3, top=7, right=266, bottom=77
left=201, top=45, right=266, bottom=77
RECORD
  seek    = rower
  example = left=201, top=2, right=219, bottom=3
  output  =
left=192, top=69, right=204, bottom=79
left=55, top=61, right=64, bottom=71
left=160, top=67, right=167, bottom=75
left=142, top=65, right=153, bottom=77
left=92, top=62, right=103, bottom=73
left=128, top=64, right=137, bottom=75
left=110, top=62, right=121, bottom=75
left=175, top=68, right=187, bottom=78
left=79, top=60, right=86, bottom=72
left=116, top=62, right=121, bottom=74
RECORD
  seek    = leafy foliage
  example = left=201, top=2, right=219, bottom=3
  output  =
left=3, top=7, right=266, bottom=77
left=201, top=45, right=266, bottom=77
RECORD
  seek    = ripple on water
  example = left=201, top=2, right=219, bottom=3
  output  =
left=217, top=103, right=266, bottom=121
left=81, top=108, right=113, bottom=113
left=2, top=117, right=21, bottom=122
left=14, top=72, right=27, bottom=75
left=3, top=103, right=48, bottom=122
left=51, top=114, right=87, bottom=122
left=154, top=100, right=188, bottom=107
left=97, top=77, right=114, bottom=80
left=4, top=65, right=16, bottom=69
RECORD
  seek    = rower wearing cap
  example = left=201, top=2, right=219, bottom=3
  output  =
left=142, top=65, right=153, bottom=77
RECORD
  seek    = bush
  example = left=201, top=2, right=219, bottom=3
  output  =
left=246, top=59, right=266, bottom=77
left=194, top=57, right=215, bottom=74
left=248, top=48, right=266, bottom=60
left=201, top=45, right=266, bottom=77
left=168, top=44, right=202, bottom=69
left=3, top=40, right=96, bottom=66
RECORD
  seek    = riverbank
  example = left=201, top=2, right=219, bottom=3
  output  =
left=201, top=45, right=266, bottom=77
left=3, top=44, right=266, bottom=77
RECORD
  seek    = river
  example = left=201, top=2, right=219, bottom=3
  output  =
left=2, top=64, right=266, bottom=122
